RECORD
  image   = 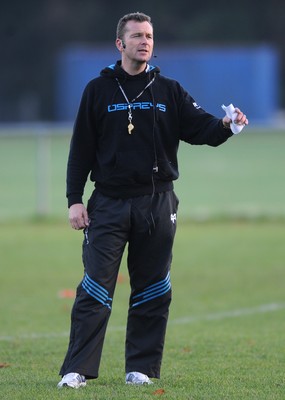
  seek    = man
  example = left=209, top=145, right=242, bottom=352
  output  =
left=58, top=12, right=248, bottom=389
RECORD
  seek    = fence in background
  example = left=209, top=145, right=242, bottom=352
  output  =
left=0, top=124, right=73, bottom=220
left=1, top=123, right=285, bottom=222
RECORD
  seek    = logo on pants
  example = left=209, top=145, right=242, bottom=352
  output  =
left=170, top=213, right=177, bottom=224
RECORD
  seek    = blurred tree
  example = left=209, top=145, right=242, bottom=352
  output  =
left=0, top=0, right=284, bottom=121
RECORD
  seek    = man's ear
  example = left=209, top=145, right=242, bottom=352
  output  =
left=116, top=38, right=124, bottom=52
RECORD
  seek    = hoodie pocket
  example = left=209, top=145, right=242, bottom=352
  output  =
left=156, top=159, right=179, bottom=181
left=112, top=150, right=154, bottom=184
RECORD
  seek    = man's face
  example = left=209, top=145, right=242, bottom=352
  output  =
left=122, top=20, right=154, bottom=63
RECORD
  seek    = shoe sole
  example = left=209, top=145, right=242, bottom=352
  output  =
left=58, top=382, right=86, bottom=389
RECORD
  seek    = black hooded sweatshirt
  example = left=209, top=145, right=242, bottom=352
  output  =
left=66, top=61, right=232, bottom=206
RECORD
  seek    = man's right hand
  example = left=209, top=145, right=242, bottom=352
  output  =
left=69, top=203, right=89, bottom=230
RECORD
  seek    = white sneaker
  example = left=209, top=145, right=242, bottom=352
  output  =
left=126, top=371, right=153, bottom=385
left=57, top=372, right=86, bottom=389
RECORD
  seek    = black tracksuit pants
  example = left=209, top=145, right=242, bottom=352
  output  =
left=59, top=189, right=179, bottom=379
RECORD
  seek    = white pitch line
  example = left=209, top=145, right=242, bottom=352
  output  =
left=0, top=302, right=284, bottom=342
left=170, top=302, right=285, bottom=325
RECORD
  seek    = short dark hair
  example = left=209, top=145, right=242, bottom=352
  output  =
left=116, top=12, right=153, bottom=39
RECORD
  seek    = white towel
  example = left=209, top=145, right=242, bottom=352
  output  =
left=222, top=104, right=245, bottom=134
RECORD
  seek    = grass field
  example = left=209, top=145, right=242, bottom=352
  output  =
left=0, top=220, right=284, bottom=399
left=0, top=127, right=285, bottom=399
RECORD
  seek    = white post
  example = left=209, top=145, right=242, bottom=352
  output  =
left=36, top=128, right=50, bottom=216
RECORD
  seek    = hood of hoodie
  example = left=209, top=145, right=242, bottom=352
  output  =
left=100, top=60, right=160, bottom=81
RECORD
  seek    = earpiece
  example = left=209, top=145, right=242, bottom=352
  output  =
left=121, top=40, right=126, bottom=49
